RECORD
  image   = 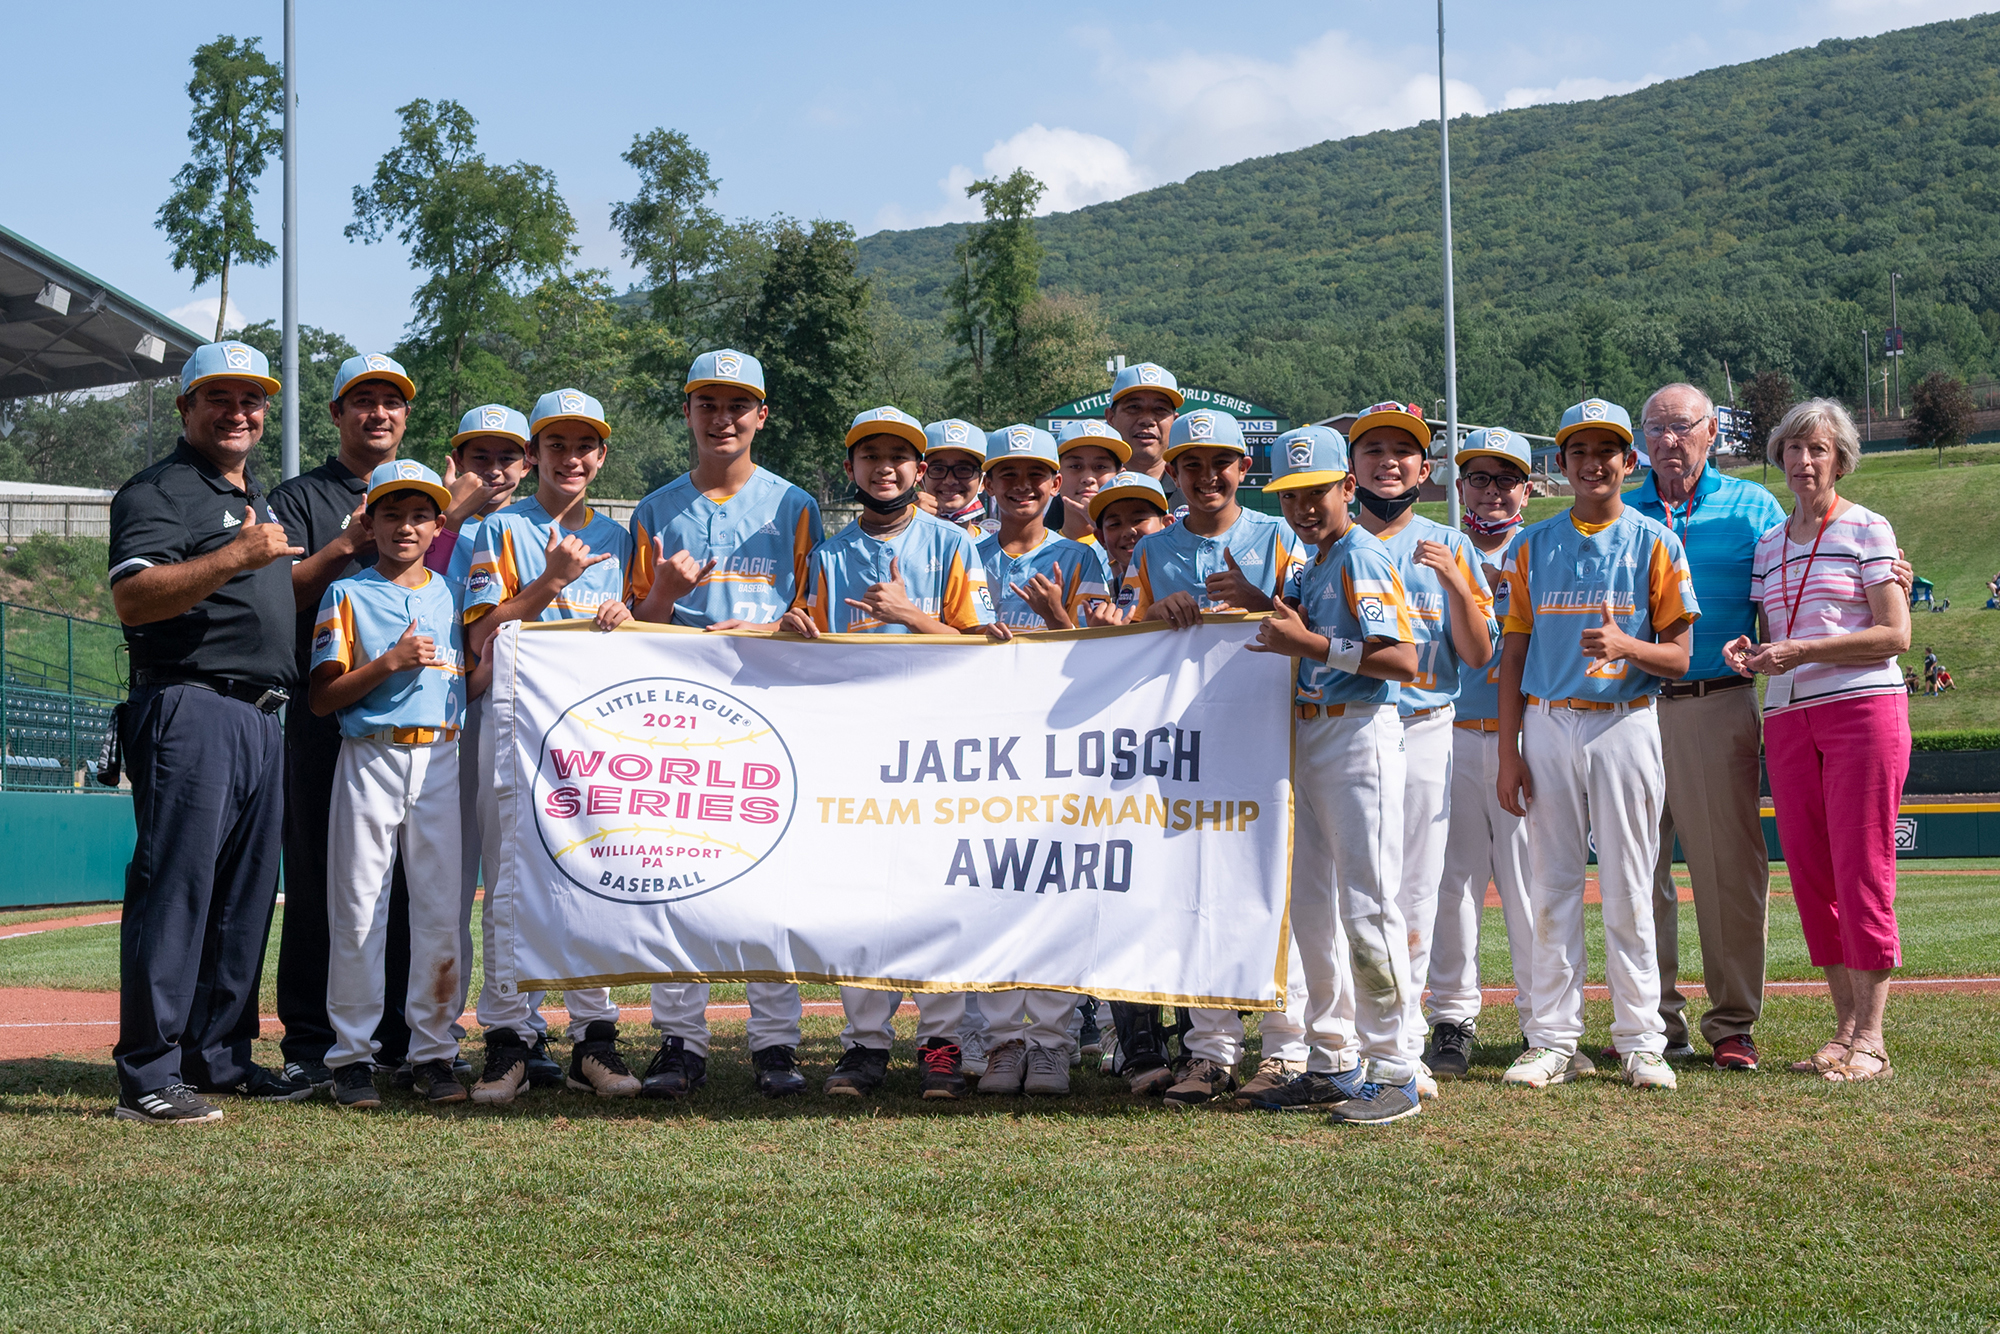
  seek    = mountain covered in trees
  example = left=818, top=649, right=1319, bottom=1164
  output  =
left=858, top=13, right=2000, bottom=430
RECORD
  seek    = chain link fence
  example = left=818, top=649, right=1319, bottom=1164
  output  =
left=1, top=603, right=124, bottom=792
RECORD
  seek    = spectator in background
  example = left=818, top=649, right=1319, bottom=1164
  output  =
left=1729, top=399, right=1911, bottom=1084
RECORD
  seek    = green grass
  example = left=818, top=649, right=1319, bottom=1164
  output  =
left=0, top=992, right=1996, bottom=1332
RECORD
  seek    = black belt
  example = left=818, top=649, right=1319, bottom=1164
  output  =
left=132, top=669, right=290, bottom=713
left=1658, top=675, right=1754, bottom=700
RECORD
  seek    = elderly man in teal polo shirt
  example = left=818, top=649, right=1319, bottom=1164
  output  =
left=1629, top=383, right=1786, bottom=1071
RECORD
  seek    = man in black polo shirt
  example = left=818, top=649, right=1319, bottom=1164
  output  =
left=108, top=341, right=311, bottom=1122
left=268, top=353, right=420, bottom=1088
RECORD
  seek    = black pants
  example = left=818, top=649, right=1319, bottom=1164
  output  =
left=114, top=685, right=284, bottom=1098
left=277, top=707, right=410, bottom=1066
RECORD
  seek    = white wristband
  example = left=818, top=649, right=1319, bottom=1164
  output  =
left=1325, top=636, right=1363, bottom=675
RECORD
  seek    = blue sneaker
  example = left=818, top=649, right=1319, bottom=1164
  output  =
left=1248, top=1066, right=1366, bottom=1112
left=1326, top=1078, right=1422, bottom=1125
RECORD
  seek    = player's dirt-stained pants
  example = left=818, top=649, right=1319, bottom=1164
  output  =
left=649, top=982, right=804, bottom=1058
left=451, top=695, right=485, bottom=1033
left=1521, top=702, right=1668, bottom=1058
left=985, top=990, right=1080, bottom=1053
left=838, top=988, right=969, bottom=1048
left=471, top=699, right=619, bottom=1042
left=1429, top=724, right=1536, bottom=1029
left=1183, top=934, right=1310, bottom=1066
left=1394, top=705, right=1454, bottom=1045
left=1292, top=704, right=1416, bottom=1083
left=326, top=738, right=463, bottom=1070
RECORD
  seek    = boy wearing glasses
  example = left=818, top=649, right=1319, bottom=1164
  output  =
left=921, top=419, right=992, bottom=533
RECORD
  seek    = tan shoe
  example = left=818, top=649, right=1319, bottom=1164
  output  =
left=1163, top=1057, right=1238, bottom=1107
left=1232, top=1056, right=1305, bottom=1107
left=471, top=1030, right=530, bottom=1106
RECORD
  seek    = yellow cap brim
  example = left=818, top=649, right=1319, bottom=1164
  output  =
left=1087, top=483, right=1171, bottom=521
left=1057, top=435, right=1133, bottom=464
left=1162, top=441, right=1248, bottom=463
left=365, top=480, right=453, bottom=512
left=1349, top=411, right=1431, bottom=448
left=846, top=422, right=928, bottom=452
left=529, top=414, right=610, bottom=441
left=1262, top=469, right=1348, bottom=493
left=330, top=371, right=416, bottom=405
left=685, top=377, right=766, bottom=401
left=1554, top=421, right=1632, bottom=448
left=184, top=371, right=281, bottom=396
left=449, top=428, right=528, bottom=449
left=1112, top=382, right=1185, bottom=409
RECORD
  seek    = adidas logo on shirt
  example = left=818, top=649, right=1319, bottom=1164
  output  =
left=220, top=509, right=242, bottom=528
left=757, top=521, right=780, bottom=536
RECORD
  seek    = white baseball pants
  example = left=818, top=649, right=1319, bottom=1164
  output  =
left=649, top=981, right=804, bottom=1058
left=984, top=990, right=1079, bottom=1052
left=1292, top=704, right=1414, bottom=1082
left=1395, top=705, right=1454, bottom=1036
left=326, top=737, right=463, bottom=1069
left=1183, top=931, right=1309, bottom=1066
left=451, top=695, right=485, bottom=1032
left=472, top=694, right=618, bottom=1042
left=1429, top=726, right=1535, bottom=1028
left=1521, top=703, right=1668, bottom=1058
left=838, top=987, right=969, bottom=1049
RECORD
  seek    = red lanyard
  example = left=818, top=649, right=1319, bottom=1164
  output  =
left=1777, top=502, right=1837, bottom=636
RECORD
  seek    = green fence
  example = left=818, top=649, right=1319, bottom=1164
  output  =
left=1, top=602, right=125, bottom=792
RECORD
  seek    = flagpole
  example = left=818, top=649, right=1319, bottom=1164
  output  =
left=281, top=0, right=300, bottom=481
left=1438, top=0, right=1461, bottom=528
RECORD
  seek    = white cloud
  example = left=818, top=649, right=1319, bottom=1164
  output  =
left=1501, top=74, right=1666, bottom=110
left=167, top=294, right=251, bottom=338
left=877, top=124, right=1147, bottom=229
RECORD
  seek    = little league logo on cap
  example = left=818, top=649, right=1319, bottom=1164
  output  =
left=1262, top=425, right=1350, bottom=493
left=1111, top=362, right=1186, bottom=408
left=1456, top=425, right=1534, bottom=474
left=330, top=352, right=415, bottom=405
left=363, top=458, right=452, bottom=511
left=452, top=403, right=531, bottom=447
left=529, top=388, right=611, bottom=439
left=685, top=347, right=767, bottom=400
left=1138, top=366, right=1161, bottom=385
left=481, top=406, right=508, bottom=429
left=1007, top=426, right=1036, bottom=452
left=1087, top=469, right=1171, bottom=522
left=944, top=422, right=970, bottom=445
left=716, top=352, right=743, bottom=378
left=983, top=424, right=1058, bottom=471
left=844, top=405, right=926, bottom=452
left=1164, top=409, right=1245, bottom=461
left=1288, top=440, right=1315, bottom=467
left=1056, top=417, right=1132, bottom=463
left=1555, top=397, right=1634, bottom=447
left=1189, top=415, right=1214, bottom=439
left=1582, top=400, right=1608, bottom=420
left=224, top=344, right=254, bottom=371
left=180, top=340, right=281, bottom=395
left=559, top=391, right=586, bottom=414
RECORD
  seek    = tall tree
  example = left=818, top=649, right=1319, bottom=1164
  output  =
left=1002, top=292, right=1113, bottom=425
left=740, top=219, right=873, bottom=498
left=612, top=129, right=723, bottom=341
left=346, top=99, right=576, bottom=446
left=155, top=36, right=284, bottom=341
left=944, top=169, right=1046, bottom=421
left=1740, top=369, right=1796, bottom=462
left=1908, top=370, right=1977, bottom=466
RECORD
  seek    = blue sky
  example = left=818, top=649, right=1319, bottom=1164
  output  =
left=7, top=0, right=1987, bottom=354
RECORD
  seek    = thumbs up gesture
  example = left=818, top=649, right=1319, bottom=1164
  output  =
left=1248, top=594, right=1326, bottom=658
left=544, top=519, right=613, bottom=587
left=382, top=618, right=440, bottom=672
left=1579, top=595, right=1633, bottom=665
left=1204, top=547, right=1269, bottom=610
left=231, top=503, right=304, bottom=570
left=845, top=556, right=924, bottom=628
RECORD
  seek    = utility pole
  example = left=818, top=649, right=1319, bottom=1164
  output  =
left=1437, top=0, right=1461, bottom=528
left=1889, top=271, right=1902, bottom=420
left=1861, top=328, right=1872, bottom=442
left=280, top=0, right=300, bottom=480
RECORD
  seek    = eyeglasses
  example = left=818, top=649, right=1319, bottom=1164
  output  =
left=1462, top=471, right=1526, bottom=492
left=925, top=461, right=980, bottom=481
left=1641, top=419, right=1710, bottom=440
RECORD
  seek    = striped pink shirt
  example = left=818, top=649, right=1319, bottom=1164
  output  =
left=1748, top=502, right=1904, bottom=716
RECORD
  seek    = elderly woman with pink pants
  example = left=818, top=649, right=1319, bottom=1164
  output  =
left=1726, top=399, right=1911, bottom=1083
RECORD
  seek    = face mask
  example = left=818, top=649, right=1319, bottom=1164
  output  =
left=852, top=482, right=918, bottom=516
left=1355, top=485, right=1421, bottom=521
left=1463, top=510, right=1523, bottom=537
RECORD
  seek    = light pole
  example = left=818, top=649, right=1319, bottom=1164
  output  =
left=1889, top=271, right=1902, bottom=420
left=1861, top=328, right=1872, bottom=442
left=1437, top=0, right=1461, bottom=528
left=281, top=0, right=300, bottom=480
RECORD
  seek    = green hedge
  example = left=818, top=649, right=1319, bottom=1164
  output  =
left=1910, top=730, right=2000, bottom=752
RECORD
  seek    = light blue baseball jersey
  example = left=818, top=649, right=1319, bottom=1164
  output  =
left=1501, top=508, right=1701, bottom=705
left=1288, top=526, right=1413, bottom=709
left=1377, top=516, right=1495, bottom=715
left=977, top=529, right=1110, bottom=629
left=799, top=508, right=995, bottom=634
left=1126, top=509, right=1305, bottom=615
left=1452, top=526, right=1527, bottom=723
left=1629, top=466, right=1786, bottom=680
left=464, top=498, right=633, bottom=623
left=311, top=567, right=466, bottom=738
left=626, top=467, right=823, bottom=627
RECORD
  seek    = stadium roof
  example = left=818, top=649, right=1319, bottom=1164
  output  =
left=0, top=224, right=203, bottom=400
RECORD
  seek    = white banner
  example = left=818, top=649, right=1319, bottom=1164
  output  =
left=489, top=618, right=1294, bottom=1008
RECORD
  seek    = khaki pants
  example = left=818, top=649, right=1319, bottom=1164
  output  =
left=1653, top=688, right=1770, bottom=1046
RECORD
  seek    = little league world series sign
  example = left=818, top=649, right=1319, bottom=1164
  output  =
left=485, top=619, right=1296, bottom=1008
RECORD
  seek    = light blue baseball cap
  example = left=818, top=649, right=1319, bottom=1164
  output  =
left=685, top=348, right=766, bottom=400
left=1110, top=362, right=1185, bottom=409
left=364, top=458, right=452, bottom=512
left=451, top=403, right=531, bottom=449
left=1163, top=409, right=1246, bottom=462
left=845, top=405, right=927, bottom=453
left=1056, top=418, right=1133, bottom=464
left=179, top=340, right=279, bottom=396
left=331, top=352, right=415, bottom=404
left=1456, top=426, right=1534, bottom=475
left=530, top=388, right=611, bottom=440
left=984, top=423, right=1060, bottom=472
left=923, top=418, right=985, bottom=458
left=1263, top=426, right=1350, bottom=493
left=1555, top=398, right=1634, bottom=449
left=1088, top=470, right=1171, bottom=522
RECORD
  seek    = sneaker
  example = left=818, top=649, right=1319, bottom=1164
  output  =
left=1233, top=1056, right=1306, bottom=1107
left=1163, top=1057, right=1237, bottom=1107
left=639, top=1036, right=708, bottom=1100
left=1664, top=1040, right=1698, bottom=1061
left=524, top=1034, right=565, bottom=1087
left=978, top=1039, right=1028, bottom=1095
left=1566, top=1048, right=1597, bottom=1078
left=200, top=1064, right=313, bottom=1102
left=282, top=1059, right=333, bottom=1092
left=1077, top=999, right=1103, bottom=1058
left=1023, top=1042, right=1072, bottom=1096
left=1624, top=1051, right=1679, bottom=1090
left=1126, top=1061, right=1176, bottom=1097
left=958, top=1029, right=991, bottom=1078
left=1246, top=1067, right=1364, bottom=1112
left=473, top=1029, right=531, bottom=1105
left=1415, top=1065, right=1440, bottom=1100
left=1712, top=1035, right=1759, bottom=1071
left=567, top=1021, right=641, bottom=1097
left=1426, top=1021, right=1475, bottom=1080
left=1503, top=1047, right=1579, bottom=1088
left=115, top=1083, right=223, bottom=1125
left=919, top=1038, right=967, bottom=1100
left=333, top=1062, right=382, bottom=1109
left=752, top=1045, right=806, bottom=1097
left=1327, top=1078, right=1423, bottom=1125
left=388, top=1062, right=416, bottom=1091
left=413, top=1059, right=468, bottom=1104
left=824, top=1045, right=891, bottom=1097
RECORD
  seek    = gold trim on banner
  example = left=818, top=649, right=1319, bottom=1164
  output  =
left=519, top=611, right=1270, bottom=645
left=515, top=971, right=1284, bottom=1011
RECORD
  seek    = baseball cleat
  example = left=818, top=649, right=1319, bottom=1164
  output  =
left=957, top=1029, right=991, bottom=1078
left=413, top=1059, right=468, bottom=1104
left=1126, top=1062, right=1176, bottom=1097
left=523, top=1034, right=565, bottom=1088
left=114, top=1083, right=224, bottom=1125
left=472, top=1029, right=530, bottom=1105
left=1623, top=1051, right=1679, bottom=1090
left=752, top=1045, right=806, bottom=1098
left=918, top=1038, right=967, bottom=1100
left=332, top=1062, right=382, bottom=1109
left=1248, top=1067, right=1366, bottom=1112
left=1503, top=1047, right=1580, bottom=1088
left=282, top=1059, right=334, bottom=1093
left=639, top=1035, right=706, bottom=1100
left=200, top=1064, right=313, bottom=1102
left=1163, top=1057, right=1238, bottom=1107
left=566, top=1021, right=640, bottom=1097
left=824, top=1044, right=890, bottom=1098
left=1425, top=1021, right=1475, bottom=1080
